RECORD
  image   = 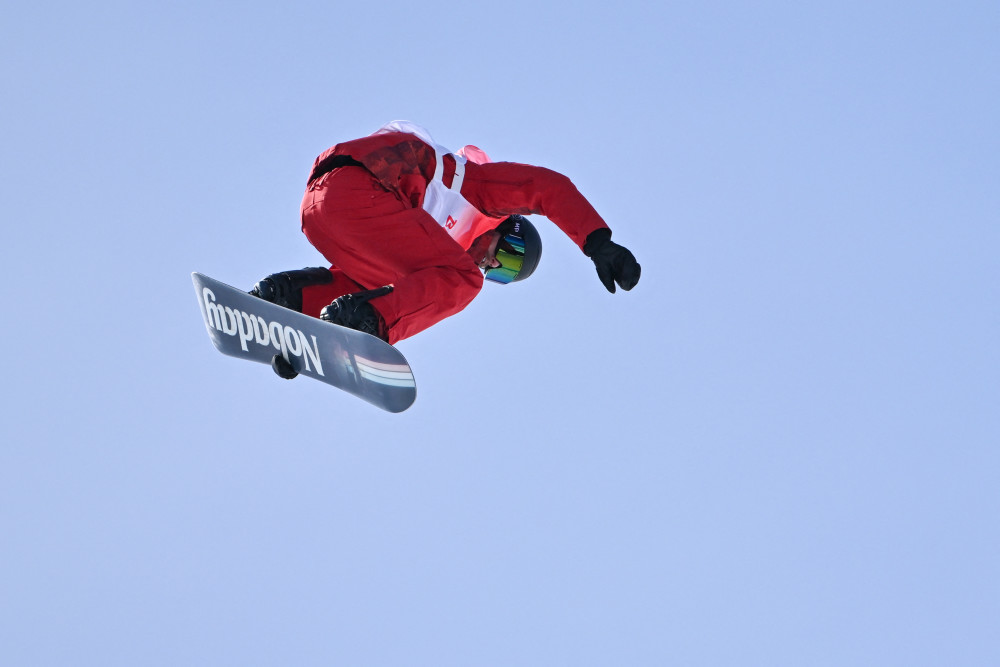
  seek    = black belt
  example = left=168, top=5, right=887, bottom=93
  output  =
left=309, top=154, right=365, bottom=183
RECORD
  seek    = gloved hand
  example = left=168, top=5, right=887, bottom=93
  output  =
left=271, top=354, right=298, bottom=379
left=320, top=286, right=393, bottom=342
left=583, top=228, right=641, bottom=293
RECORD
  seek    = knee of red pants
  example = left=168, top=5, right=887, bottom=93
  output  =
left=374, top=264, right=484, bottom=344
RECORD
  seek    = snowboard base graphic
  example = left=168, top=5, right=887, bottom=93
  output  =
left=192, top=272, right=415, bottom=413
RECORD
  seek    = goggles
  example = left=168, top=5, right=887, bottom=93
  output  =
left=483, top=233, right=526, bottom=284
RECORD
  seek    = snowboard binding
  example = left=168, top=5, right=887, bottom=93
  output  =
left=249, top=267, right=333, bottom=313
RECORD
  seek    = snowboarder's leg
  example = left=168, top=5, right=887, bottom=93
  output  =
left=301, top=169, right=483, bottom=344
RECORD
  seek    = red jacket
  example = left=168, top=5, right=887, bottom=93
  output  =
left=314, top=131, right=609, bottom=250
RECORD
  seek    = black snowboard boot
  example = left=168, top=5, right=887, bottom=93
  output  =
left=249, top=267, right=333, bottom=313
left=250, top=267, right=333, bottom=380
left=320, top=286, right=393, bottom=342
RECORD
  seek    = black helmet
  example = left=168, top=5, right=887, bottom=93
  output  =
left=484, top=215, right=543, bottom=284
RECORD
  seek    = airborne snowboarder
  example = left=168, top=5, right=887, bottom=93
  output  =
left=252, top=121, right=641, bottom=378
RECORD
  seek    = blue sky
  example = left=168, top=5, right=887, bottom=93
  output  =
left=2, top=1, right=998, bottom=665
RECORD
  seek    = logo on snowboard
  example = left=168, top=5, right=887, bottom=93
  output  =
left=200, top=287, right=324, bottom=376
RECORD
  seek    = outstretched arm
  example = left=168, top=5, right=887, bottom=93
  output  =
left=462, top=161, right=608, bottom=250
left=462, top=160, right=640, bottom=291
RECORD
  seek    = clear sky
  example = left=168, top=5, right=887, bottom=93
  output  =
left=2, top=1, right=998, bottom=665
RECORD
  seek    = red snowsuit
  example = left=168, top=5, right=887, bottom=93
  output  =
left=298, top=128, right=609, bottom=344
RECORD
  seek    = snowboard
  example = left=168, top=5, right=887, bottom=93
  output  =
left=192, top=272, right=416, bottom=413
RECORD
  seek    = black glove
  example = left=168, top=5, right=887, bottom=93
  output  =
left=320, top=286, right=393, bottom=342
left=271, top=354, right=298, bottom=380
left=583, top=228, right=640, bottom=293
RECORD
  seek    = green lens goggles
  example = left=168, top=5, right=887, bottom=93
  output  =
left=484, top=233, right=526, bottom=284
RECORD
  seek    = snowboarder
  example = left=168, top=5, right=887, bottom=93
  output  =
left=252, top=121, right=640, bottom=377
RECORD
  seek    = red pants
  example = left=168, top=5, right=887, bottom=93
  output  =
left=299, top=166, right=484, bottom=344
